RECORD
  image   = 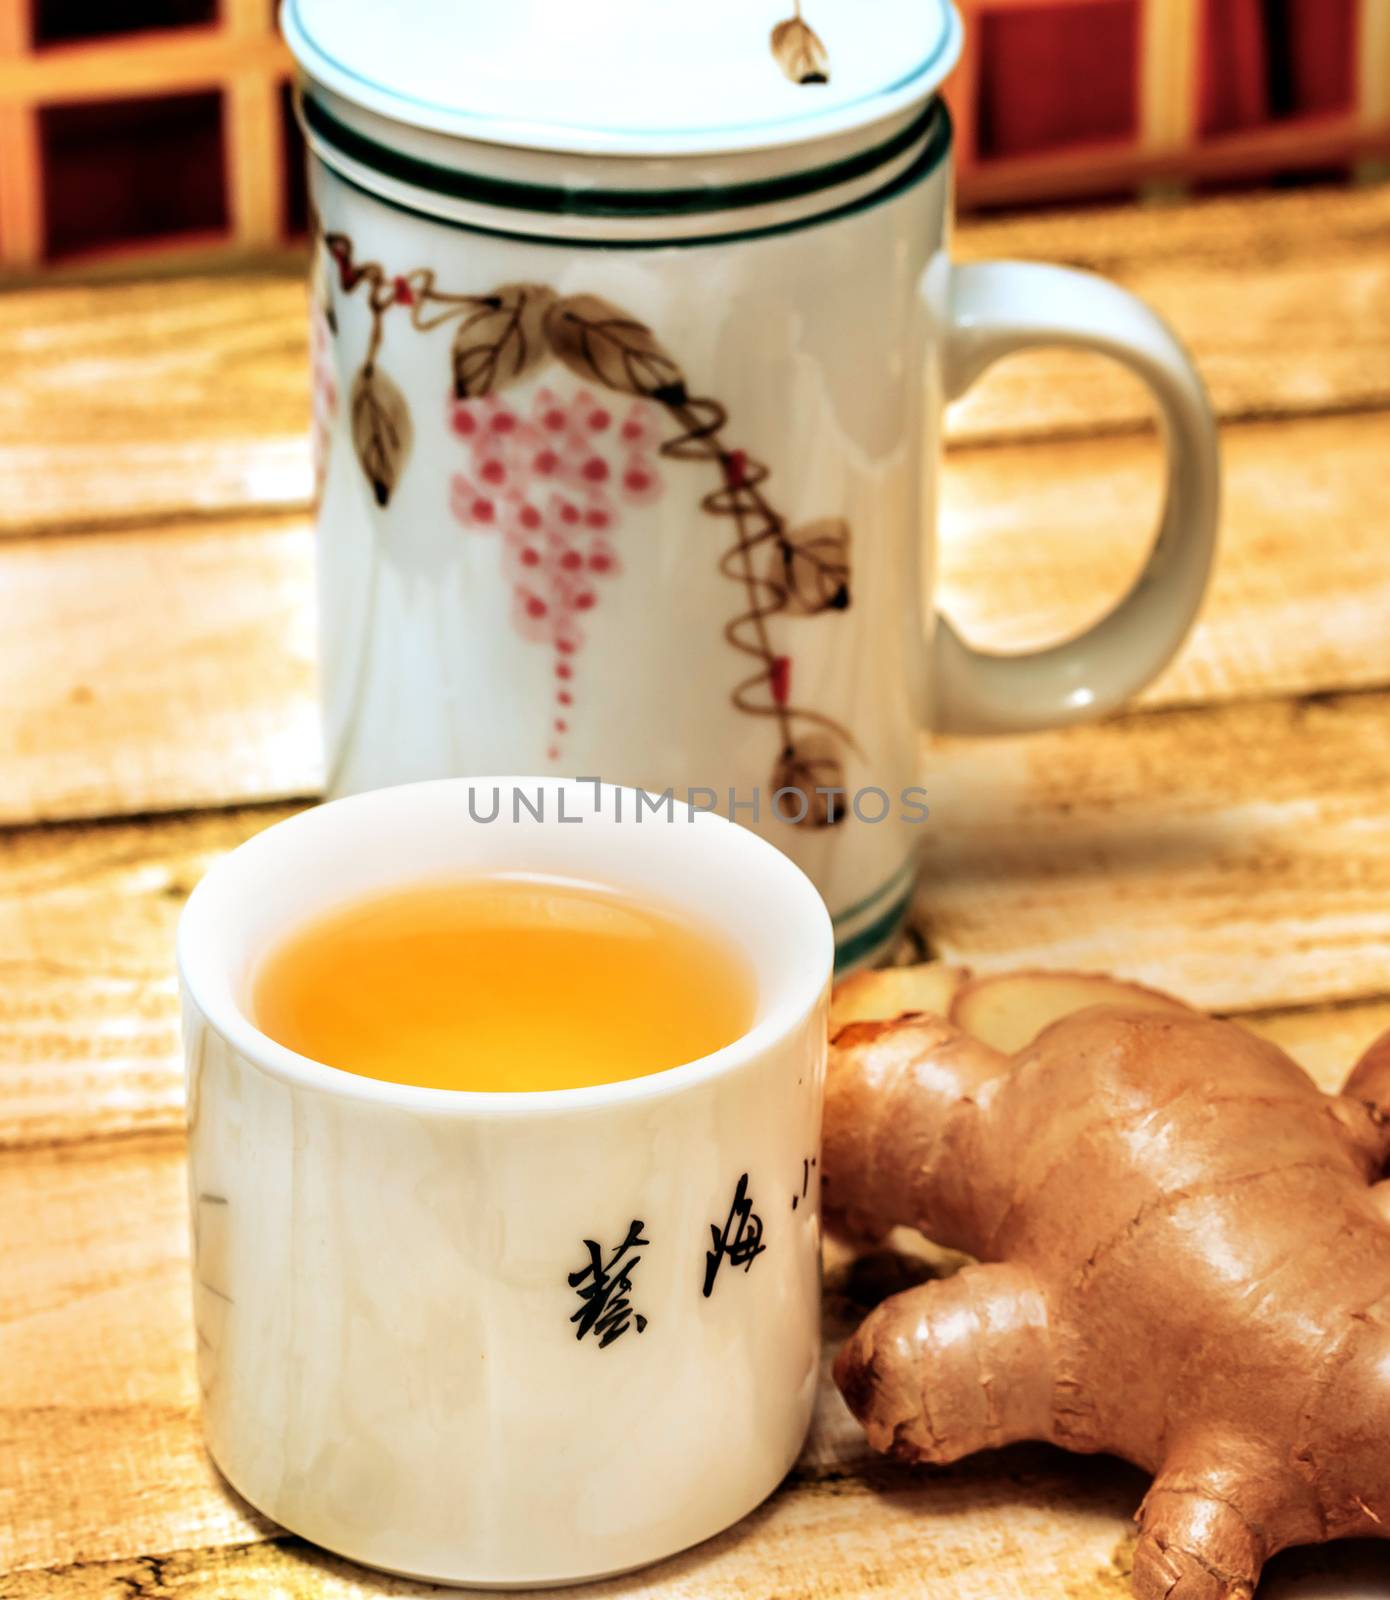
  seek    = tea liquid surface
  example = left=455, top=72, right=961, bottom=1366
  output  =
left=251, top=875, right=756, bottom=1092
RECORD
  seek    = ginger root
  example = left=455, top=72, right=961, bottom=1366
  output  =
left=829, top=961, right=970, bottom=1033
left=824, top=969, right=1390, bottom=1600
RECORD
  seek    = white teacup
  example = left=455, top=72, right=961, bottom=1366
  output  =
left=178, top=778, right=831, bottom=1586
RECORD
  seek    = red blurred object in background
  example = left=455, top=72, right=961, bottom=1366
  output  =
left=1202, top=0, right=1357, bottom=137
left=978, top=1, right=1139, bottom=158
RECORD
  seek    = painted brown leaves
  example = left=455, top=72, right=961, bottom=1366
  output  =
left=771, top=11, right=829, bottom=85
left=452, top=284, right=557, bottom=399
left=350, top=366, right=412, bottom=508
left=773, top=518, right=851, bottom=614
left=766, top=518, right=852, bottom=825
left=342, top=271, right=700, bottom=506
left=547, top=295, right=688, bottom=402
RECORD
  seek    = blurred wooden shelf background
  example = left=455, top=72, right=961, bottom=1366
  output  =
left=950, top=0, right=1390, bottom=206
left=0, top=0, right=298, bottom=274
left=0, top=0, right=1387, bottom=276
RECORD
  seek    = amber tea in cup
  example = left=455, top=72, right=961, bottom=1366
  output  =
left=251, top=873, right=756, bottom=1092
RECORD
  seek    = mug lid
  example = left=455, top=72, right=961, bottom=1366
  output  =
left=281, top=0, right=963, bottom=157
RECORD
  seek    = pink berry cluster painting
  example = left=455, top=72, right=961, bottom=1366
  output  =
left=448, top=388, right=665, bottom=761
left=315, top=226, right=857, bottom=827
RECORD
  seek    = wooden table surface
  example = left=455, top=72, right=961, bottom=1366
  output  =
left=4, top=183, right=1390, bottom=1598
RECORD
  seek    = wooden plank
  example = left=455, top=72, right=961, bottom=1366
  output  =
left=222, top=0, right=279, bottom=37
left=13, top=1515, right=1387, bottom=1600
left=951, top=184, right=1390, bottom=445
left=0, top=103, right=41, bottom=274
left=0, top=1136, right=275, bottom=1577
left=1138, top=0, right=1198, bottom=161
left=958, top=116, right=1390, bottom=210
left=1, top=188, right=1387, bottom=537
left=225, top=76, right=283, bottom=255
left=0, top=519, right=318, bottom=825
left=0, top=806, right=293, bottom=1153
left=918, top=690, right=1390, bottom=1013
left=4, top=406, right=1388, bottom=828
left=0, top=272, right=310, bottom=539
left=0, top=5, right=27, bottom=56
left=0, top=0, right=42, bottom=275
left=954, top=174, right=1390, bottom=277
left=940, top=410, right=1390, bottom=710
left=0, top=28, right=291, bottom=104
left=224, top=0, right=285, bottom=255
left=1360, top=0, right=1390, bottom=131
left=0, top=1504, right=1126, bottom=1600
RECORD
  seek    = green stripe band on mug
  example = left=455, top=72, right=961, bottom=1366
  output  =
left=831, top=854, right=920, bottom=931
left=300, top=91, right=947, bottom=224
left=833, top=886, right=916, bottom=972
left=310, top=102, right=953, bottom=251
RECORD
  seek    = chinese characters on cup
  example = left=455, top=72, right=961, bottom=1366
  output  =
left=703, top=1173, right=766, bottom=1298
left=569, top=1220, right=650, bottom=1348
left=568, top=1170, right=787, bottom=1348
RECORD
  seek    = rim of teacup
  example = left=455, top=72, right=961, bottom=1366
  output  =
left=177, top=777, right=833, bottom=1119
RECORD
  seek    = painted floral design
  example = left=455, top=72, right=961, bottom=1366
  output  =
left=771, top=3, right=829, bottom=85
left=448, top=386, right=665, bottom=761
left=317, top=229, right=856, bottom=825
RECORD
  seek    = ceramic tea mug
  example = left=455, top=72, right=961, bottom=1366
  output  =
left=178, top=777, right=831, bottom=1585
left=285, top=0, right=1220, bottom=969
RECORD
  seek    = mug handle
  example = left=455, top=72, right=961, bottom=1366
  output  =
left=931, top=261, right=1221, bottom=735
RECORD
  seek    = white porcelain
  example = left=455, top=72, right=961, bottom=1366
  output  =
left=283, top=0, right=963, bottom=156
left=292, top=4, right=1220, bottom=971
left=178, top=778, right=831, bottom=1586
